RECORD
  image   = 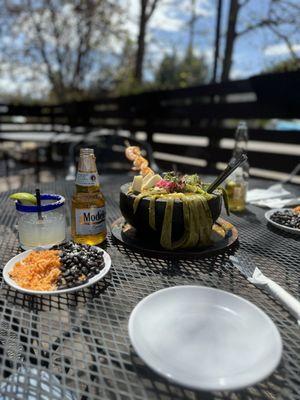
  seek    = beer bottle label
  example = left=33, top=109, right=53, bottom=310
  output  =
left=75, top=172, right=99, bottom=186
left=75, top=207, right=106, bottom=235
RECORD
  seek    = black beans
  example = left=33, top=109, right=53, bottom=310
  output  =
left=51, top=241, right=105, bottom=290
left=270, top=210, right=300, bottom=230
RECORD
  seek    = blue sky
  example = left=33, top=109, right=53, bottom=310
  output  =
left=138, top=0, right=300, bottom=79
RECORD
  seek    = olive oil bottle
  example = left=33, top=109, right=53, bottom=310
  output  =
left=71, top=148, right=106, bottom=245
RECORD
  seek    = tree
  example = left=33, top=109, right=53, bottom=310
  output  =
left=221, top=0, right=239, bottom=82
left=0, top=0, right=124, bottom=101
left=220, top=0, right=300, bottom=82
left=266, top=58, right=300, bottom=73
left=212, top=0, right=223, bottom=83
left=155, top=53, right=179, bottom=88
left=134, top=0, right=160, bottom=84
left=187, top=0, right=199, bottom=56
left=113, top=38, right=138, bottom=95
left=155, top=51, right=208, bottom=89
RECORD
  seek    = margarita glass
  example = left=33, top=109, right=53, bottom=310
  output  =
left=15, top=194, right=66, bottom=250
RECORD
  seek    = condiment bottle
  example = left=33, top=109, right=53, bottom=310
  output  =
left=71, top=148, right=106, bottom=245
left=225, top=121, right=249, bottom=212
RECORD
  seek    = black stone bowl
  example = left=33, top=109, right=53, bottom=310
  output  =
left=120, top=183, right=223, bottom=244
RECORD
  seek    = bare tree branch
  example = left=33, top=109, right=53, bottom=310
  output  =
left=269, top=25, right=300, bottom=61
left=238, top=18, right=278, bottom=36
left=73, top=5, right=93, bottom=88
left=26, top=0, right=62, bottom=92
left=146, top=0, right=159, bottom=21
left=1, top=0, right=124, bottom=100
left=134, top=0, right=161, bottom=83
left=221, top=0, right=300, bottom=81
left=46, top=0, right=65, bottom=88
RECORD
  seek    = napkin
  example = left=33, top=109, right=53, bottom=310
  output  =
left=250, top=197, right=300, bottom=209
left=247, top=184, right=290, bottom=208
left=248, top=268, right=300, bottom=325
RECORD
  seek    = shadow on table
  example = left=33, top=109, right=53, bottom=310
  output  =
left=266, top=223, right=300, bottom=242
left=112, top=236, right=240, bottom=279
left=229, top=208, right=262, bottom=225
left=1, top=275, right=112, bottom=313
left=130, top=347, right=289, bottom=399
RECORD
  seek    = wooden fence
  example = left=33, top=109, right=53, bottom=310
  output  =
left=0, top=70, right=299, bottom=178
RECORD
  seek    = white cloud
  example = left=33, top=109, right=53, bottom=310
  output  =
left=230, top=68, right=249, bottom=79
left=125, top=0, right=184, bottom=34
left=150, top=11, right=184, bottom=32
left=202, top=47, right=213, bottom=63
left=117, top=0, right=214, bottom=56
left=264, top=43, right=300, bottom=57
left=177, top=0, right=213, bottom=17
left=123, top=0, right=139, bottom=39
left=125, top=0, right=213, bottom=34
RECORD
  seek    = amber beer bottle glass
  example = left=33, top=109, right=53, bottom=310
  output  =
left=71, top=148, right=106, bottom=245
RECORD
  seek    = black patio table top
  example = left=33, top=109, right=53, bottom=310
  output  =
left=0, top=174, right=299, bottom=400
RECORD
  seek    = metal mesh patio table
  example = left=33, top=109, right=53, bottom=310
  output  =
left=0, top=174, right=299, bottom=400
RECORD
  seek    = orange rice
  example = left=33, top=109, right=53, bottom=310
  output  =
left=9, top=250, right=61, bottom=291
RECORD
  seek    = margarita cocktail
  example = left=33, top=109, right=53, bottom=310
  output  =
left=16, top=194, right=66, bottom=250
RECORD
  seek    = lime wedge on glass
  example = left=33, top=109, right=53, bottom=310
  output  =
left=9, top=193, right=37, bottom=205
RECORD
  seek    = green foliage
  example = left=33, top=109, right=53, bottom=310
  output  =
left=112, top=38, right=138, bottom=95
left=112, top=48, right=209, bottom=96
left=155, top=53, right=179, bottom=88
left=266, top=58, right=300, bottom=73
left=154, top=51, right=208, bottom=89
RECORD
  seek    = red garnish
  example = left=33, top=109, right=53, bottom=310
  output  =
left=155, top=179, right=185, bottom=193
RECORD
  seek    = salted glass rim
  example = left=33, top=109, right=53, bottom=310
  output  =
left=15, top=194, right=65, bottom=213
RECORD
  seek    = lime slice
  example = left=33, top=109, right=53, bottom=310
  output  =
left=9, top=192, right=37, bottom=205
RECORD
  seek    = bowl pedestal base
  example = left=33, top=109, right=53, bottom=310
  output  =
left=111, top=217, right=238, bottom=258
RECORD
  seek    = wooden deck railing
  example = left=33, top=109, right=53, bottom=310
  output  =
left=0, top=70, right=299, bottom=177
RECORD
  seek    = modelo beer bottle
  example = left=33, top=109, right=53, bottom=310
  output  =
left=71, top=148, right=106, bottom=245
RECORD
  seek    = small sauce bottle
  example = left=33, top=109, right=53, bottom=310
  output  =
left=71, top=148, right=106, bottom=245
left=225, top=121, right=250, bottom=212
left=225, top=167, right=247, bottom=212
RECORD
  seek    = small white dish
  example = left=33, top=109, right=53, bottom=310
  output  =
left=265, top=208, right=300, bottom=235
left=3, top=247, right=111, bottom=295
left=128, top=286, right=282, bottom=391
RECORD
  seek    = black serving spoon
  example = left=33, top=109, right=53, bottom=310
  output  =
left=206, top=154, right=248, bottom=194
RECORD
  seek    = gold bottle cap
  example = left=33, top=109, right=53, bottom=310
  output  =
left=80, top=148, right=94, bottom=156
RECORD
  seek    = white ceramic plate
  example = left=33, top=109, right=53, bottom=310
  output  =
left=128, top=286, right=282, bottom=391
left=3, top=247, right=111, bottom=295
left=265, top=208, right=300, bottom=235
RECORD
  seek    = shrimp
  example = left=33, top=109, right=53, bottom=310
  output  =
left=125, top=146, right=141, bottom=161
left=133, top=156, right=148, bottom=169
left=141, top=166, right=154, bottom=176
left=125, top=145, right=154, bottom=176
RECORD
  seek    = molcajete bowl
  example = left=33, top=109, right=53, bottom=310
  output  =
left=120, top=183, right=223, bottom=244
